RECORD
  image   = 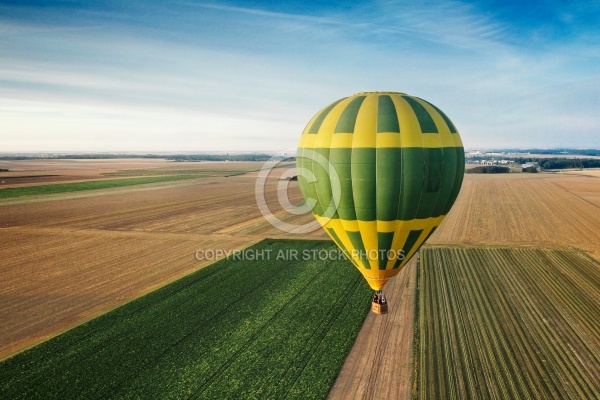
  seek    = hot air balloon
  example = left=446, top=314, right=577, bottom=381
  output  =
left=296, top=92, right=464, bottom=313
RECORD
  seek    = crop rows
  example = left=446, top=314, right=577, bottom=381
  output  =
left=416, top=246, right=600, bottom=399
left=0, top=239, right=372, bottom=399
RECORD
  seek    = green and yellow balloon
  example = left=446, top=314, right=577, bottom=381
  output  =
left=296, top=92, right=464, bottom=291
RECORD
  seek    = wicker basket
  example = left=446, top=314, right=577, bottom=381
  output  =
left=371, top=302, right=388, bottom=315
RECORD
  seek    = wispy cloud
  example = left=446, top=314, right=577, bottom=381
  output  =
left=0, top=1, right=598, bottom=151
left=189, top=2, right=350, bottom=26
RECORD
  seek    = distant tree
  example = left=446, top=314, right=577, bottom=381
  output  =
left=522, top=166, right=538, bottom=173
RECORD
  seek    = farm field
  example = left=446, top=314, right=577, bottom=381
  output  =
left=0, top=159, right=276, bottom=188
left=0, top=158, right=169, bottom=186
left=0, top=239, right=373, bottom=399
left=0, top=175, right=203, bottom=199
left=0, top=160, right=317, bottom=359
left=0, top=227, right=251, bottom=359
left=416, top=246, right=600, bottom=399
left=430, top=173, right=600, bottom=259
left=1, top=159, right=600, bottom=398
left=556, top=168, right=600, bottom=178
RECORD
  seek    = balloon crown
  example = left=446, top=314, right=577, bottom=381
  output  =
left=354, top=91, right=407, bottom=95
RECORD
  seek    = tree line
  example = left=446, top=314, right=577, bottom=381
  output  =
left=513, top=158, right=600, bottom=169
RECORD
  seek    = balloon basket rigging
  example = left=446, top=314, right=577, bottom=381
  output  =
left=371, top=290, right=388, bottom=315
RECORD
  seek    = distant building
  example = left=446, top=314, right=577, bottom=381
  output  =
left=522, top=162, right=541, bottom=172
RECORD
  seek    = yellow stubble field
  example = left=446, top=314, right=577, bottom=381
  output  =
left=430, top=173, right=600, bottom=259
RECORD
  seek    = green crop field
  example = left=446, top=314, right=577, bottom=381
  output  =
left=0, top=175, right=202, bottom=199
left=414, top=246, right=600, bottom=399
left=0, top=239, right=372, bottom=399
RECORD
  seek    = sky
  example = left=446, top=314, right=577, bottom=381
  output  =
left=1, top=0, right=599, bottom=152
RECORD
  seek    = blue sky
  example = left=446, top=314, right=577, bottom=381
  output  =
left=1, top=0, right=598, bottom=152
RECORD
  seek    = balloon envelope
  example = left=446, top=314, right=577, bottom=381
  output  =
left=296, top=92, right=464, bottom=290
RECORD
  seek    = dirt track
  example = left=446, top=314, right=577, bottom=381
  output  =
left=328, top=258, right=416, bottom=400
